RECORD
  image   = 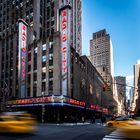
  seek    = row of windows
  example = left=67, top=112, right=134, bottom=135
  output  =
left=29, top=76, right=53, bottom=97
left=71, top=54, right=86, bottom=72
left=0, top=0, right=33, bottom=36
left=0, top=5, right=55, bottom=39
left=1, top=41, right=54, bottom=97
left=27, top=42, right=54, bottom=96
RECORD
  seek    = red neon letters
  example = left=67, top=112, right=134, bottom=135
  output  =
left=69, top=99, right=85, bottom=107
left=21, top=24, right=27, bottom=81
left=61, top=9, right=67, bottom=75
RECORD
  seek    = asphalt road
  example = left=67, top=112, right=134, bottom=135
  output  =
left=0, top=123, right=115, bottom=140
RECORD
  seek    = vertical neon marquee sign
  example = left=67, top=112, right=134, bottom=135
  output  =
left=18, top=19, right=28, bottom=98
left=60, top=4, right=71, bottom=95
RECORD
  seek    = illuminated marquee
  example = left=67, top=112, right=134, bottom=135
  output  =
left=7, top=96, right=86, bottom=108
left=18, top=19, right=28, bottom=98
left=95, top=105, right=102, bottom=112
left=102, top=108, right=108, bottom=113
left=69, top=99, right=86, bottom=107
left=16, top=98, right=34, bottom=104
left=7, top=95, right=108, bottom=114
left=90, top=105, right=96, bottom=109
left=7, top=95, right=108, bottom=113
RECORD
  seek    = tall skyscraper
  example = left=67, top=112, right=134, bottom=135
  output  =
left=114, top=76, right=126, bottom=97
left=114, top=76, right=126, bottom=115
left=70, top=0, right=82, bottom=55
left=90, top=29, right=114, bottom=85
left=132, top=60, right=140, bottom=111
left=0, top=0, right=82, bottom=99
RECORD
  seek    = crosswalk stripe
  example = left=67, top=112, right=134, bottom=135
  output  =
left=102, top=130, right=126, bottom=140
left=103, top=135, right=125, bottom=139
left=103, top=138, right=124, bottom=140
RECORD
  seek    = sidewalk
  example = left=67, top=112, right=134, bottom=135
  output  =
left=38, top=122, right=91, bottom=126
left=39, top=122, right=106, bottom=126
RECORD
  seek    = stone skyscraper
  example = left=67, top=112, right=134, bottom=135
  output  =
left=90, top=29, right=114, bottom=85
left=132, top=60, right=140, bottom=111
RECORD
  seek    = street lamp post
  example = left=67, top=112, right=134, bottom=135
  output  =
left=42, top=92, right=45, bottom=123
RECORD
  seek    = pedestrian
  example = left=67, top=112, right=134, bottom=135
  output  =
left=101, top=116, right=106, bottom=124
left=82, top=116, right=85, bottom=123
left=91, top=116, right=95, bottom=124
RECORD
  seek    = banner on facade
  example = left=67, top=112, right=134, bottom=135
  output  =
left=60, top=5, right=71, bottom=95
left=18, top=19, right=28, bottom=98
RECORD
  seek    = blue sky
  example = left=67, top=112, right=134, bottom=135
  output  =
left=82, top=0, right=140, bottom=77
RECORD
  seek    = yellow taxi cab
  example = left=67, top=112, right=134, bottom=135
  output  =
left=106, top=116, right=134, bottom=127
left=0, top=111, right=37, bottom=134
left=119, top=118, right=140, bottom=139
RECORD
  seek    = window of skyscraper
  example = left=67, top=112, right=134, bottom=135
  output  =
left=42, top=50, right=46, bottom=56
left=49, top=54, right=53, bottom=60
left=34, top=47, right=38, bottom=53
left=49, top=59, right=53, bottom=66
left=49, top=69, right=53, bottom=78
left=42, top=71, right=46, bottom=80
left=42, top=82, right=46, bottom=91
left=42, top=61, right=46, bottom=67
left=33, top=73, right=37, bottom=81
left=42, top=55, right=46, bottom=62
left=42, top=44, right=46, bottom=51
left=49, top=81, right=53, bottom=94
left=33, top=84, right=37, bottom=97
left=49, top=45, right=53, bottom=53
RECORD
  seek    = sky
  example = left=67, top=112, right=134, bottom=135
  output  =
left=82, top=0, right=140, bottom=78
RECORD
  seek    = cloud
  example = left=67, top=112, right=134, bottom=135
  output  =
left=137, top=59, right=140, bottom=64
left=126, top=75, right=134, bottom=81
left=126, top=75, right=133, bottom=87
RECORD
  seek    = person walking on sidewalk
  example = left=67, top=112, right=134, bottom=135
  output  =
left=82, top=116, right=85, bottom=124
left=101, top=116, right=106, bottom=125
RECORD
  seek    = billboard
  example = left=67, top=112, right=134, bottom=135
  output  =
left=60, top=6, right=71, bottom=95
left=18, top=19, right=28, bottom=98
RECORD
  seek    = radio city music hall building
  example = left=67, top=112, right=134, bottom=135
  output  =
left=0, top=0, right=110, bottom=122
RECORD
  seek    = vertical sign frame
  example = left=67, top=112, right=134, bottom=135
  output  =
left=59, top=5, right=71, bottom=96
left=18, top=19, right=28, bottom=98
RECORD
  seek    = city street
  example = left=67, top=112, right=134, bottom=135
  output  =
left=0, top=123, right=115, bottom=140
left=0, top=0, right=139, bottom=140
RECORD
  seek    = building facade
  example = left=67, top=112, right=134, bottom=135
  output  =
left=7, top=48, right=110, bottom=122
left=114, top=76, right=126, bottom=115
left=114, top=76, right=126, bottom=97
left=0, top=0, right=112, bottom=122
left=90, top=29, right=114, bottom=85
left=132, top=60, right=140, bottom=111
left=135, top=70, right=140, bottom=115
left=0, top=0, right=82, bottom=100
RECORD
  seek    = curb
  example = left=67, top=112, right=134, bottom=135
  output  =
left=39, top=122, right=91, bottom=126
